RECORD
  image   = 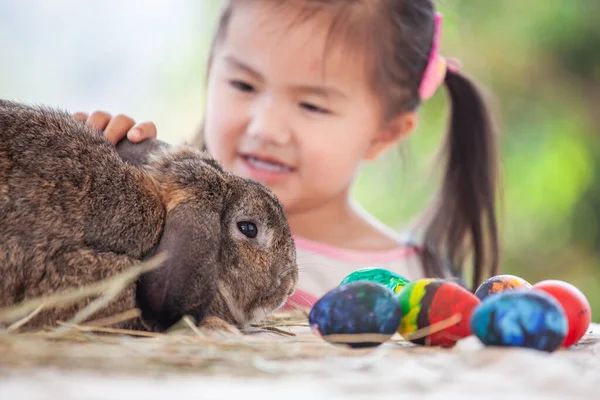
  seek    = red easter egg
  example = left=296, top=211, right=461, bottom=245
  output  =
left=532, top=280, right=592, bottom=347
left=428, top=281, right=481, bottom=347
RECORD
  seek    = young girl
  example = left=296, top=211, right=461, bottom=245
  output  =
left=76, top=0, right=500, bottom=309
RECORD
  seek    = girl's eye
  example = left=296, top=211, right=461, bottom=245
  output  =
left=230, top=80, right=255, bottom=93
left=300, top=102, right=331, bottom=114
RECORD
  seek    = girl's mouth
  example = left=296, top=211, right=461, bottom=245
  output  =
left=241, top=154, right=295, bottom=173
left=238, top=153, right=296, bottom=185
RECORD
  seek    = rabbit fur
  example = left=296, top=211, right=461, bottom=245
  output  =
left=0, top=99, right=298, bottom=332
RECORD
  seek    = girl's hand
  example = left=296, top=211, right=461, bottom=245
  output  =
left=73, top=111, right=157, bottom=145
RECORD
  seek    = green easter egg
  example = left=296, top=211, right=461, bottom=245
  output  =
left=340, top=267, right=410, bottom=294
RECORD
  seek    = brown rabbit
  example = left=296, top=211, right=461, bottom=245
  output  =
left=0, top=99, right=298, bottom=332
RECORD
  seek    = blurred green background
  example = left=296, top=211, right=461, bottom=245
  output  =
left=356, top=0, right=600, bottom=317
left=2, top=1, right=599, bottom=318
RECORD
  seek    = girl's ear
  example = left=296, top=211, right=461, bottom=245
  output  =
left=364, top=111, right=419, bottom=161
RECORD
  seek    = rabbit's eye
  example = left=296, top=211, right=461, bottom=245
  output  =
left=237, top=221, right=258, bottom=239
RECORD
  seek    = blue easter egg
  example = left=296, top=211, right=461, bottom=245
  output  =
left=308, top=281, right=402, bottom=348
left=470, top=289, right=568, bottom=352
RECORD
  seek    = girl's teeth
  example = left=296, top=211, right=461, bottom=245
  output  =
left=247, top=156, right=291, bottom=172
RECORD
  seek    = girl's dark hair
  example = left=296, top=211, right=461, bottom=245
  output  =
left=198, top=0, right=501, bottom=290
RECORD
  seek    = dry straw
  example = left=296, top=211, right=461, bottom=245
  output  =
left=1, top=254, right=598, bottom=377
left=0, top=253, right=379, bottom=376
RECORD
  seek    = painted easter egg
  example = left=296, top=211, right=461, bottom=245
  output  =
left=532, top=280, right=592, bottom=347
left=470, top=289, right=568, bottom=352
left=308, top=281, right=402, bottom=348
left=397, top=278, right=481, bottom=347
left=474, top=274, right=532, bottom=301
left=340, top=267, right=410, bottom=294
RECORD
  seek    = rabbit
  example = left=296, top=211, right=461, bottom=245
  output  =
left=0, top=99, right=298, bottom=333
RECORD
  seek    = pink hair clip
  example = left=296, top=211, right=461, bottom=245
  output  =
left=418, top=13, right=462, bottom=101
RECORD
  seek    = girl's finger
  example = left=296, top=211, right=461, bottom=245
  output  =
left=86, top=111, right=112, bottom=132
left=103, top=114, right=136, bottom=145
left=127, top=121, right=158, bottom=142
left=73, top=112, right=89, bottom=122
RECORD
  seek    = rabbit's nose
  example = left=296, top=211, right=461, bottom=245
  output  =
left=285, top=277, right=297, bottom=297
left=279, top=268, right=297, bottom=297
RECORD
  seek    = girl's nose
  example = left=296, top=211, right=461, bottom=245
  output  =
left=246, top=97, right=292, bottom=145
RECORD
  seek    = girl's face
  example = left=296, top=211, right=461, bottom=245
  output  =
left=203, top=2, right=412, bottom=213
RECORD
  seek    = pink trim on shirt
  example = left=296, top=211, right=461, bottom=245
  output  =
left=282, top=289, right=319, bottom=310
left=293, top=235, right=419, bottom=264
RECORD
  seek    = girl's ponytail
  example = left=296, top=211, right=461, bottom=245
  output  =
left=420, top=69, right=500, bottom=290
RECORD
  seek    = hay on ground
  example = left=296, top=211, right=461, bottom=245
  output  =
left=1, top=256, right=600, bottom=398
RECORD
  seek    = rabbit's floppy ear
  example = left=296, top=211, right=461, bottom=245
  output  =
left=137, top=198, right=222, bottom=330
left=115, top=138, right=171, bottom=166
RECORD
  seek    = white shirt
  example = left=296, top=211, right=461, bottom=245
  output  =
left=282, top=235, right=425, bottom=310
